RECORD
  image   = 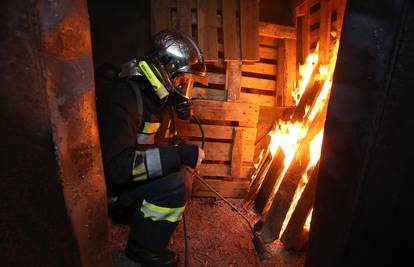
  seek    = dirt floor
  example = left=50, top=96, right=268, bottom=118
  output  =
left=110, top=198, right=306, bottom=267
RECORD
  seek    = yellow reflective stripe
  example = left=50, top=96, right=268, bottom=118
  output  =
left=140, top=199, right=185, bottom=223
left=132, top=168, right=148, bottom=182
left=138, top=61, right=169, bottom=99
left=132, top=151, right=148, bottom=181
left=142, top=122, right=161, bottom=134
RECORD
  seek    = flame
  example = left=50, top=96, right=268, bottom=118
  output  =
left=279, top=130, right=324, bottom=237
left=308, top=78, right=332, bottom=121
left=264, top=121, right=309, bottom=202
left=304, top=209, right=313, bottom=231
left=293, top=49, right=319, bottom=105
left=254, top=149, right=265, bottom=169
left=309, top=130, right=324, bottom=167
left=252, top=38, right=341, bottom=240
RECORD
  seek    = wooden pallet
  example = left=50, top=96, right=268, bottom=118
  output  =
left=176, top=100, right=259, bottom=198
left=151, top=0, right=298, bottom=197
left=248, top=0, right=346, bottom=248
left=151, top=0, right=260, bottom=62
left=296, top=0, right=346, bottom=63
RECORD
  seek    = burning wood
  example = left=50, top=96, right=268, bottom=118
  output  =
left=280, top=163, right=319, bottom=250
left=245, top=0, right=345, bottom=246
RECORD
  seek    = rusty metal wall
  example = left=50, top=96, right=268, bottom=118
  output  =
left=306, top=0, right=414, bottom=266
left=0, top=0, right=110, bottom=266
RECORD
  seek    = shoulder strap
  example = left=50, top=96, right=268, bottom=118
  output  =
left=125, top=80, right=144, bottom=129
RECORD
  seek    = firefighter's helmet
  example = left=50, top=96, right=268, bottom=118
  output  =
left=120, top=29, right=208, bottom=99
left=148, top=29, right=208, bottom=99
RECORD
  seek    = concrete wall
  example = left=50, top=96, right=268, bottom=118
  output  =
left=0, top=0, right=110, bottom=266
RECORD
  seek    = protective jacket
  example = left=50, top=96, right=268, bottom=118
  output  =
left=99, top=76, right=198, bottom=192
left=98, top=76, right=197, bottom=252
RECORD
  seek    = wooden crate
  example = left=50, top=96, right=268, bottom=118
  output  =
left=151, top=0, right=298, bottom=197
left=175, top=100, right=259, bottom=198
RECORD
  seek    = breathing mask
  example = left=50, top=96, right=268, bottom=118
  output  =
left=119, top=29, right=209, bottom=119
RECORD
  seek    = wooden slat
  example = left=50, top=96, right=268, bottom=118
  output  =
left=241, top=76, right=276, bottom=91
left=290, top=68, right=321, bottom=122
left=296, top=1, right=310, bottom=64
left=295, top=0, right=307, bottom=16
left=197, top=0, right=218, bottom=61
left=280, top=163, right=319, bottom=250
left=258, top=110, right=327, bottom=243
left=259, top=22, right=297, bottom=40
left=244, top=148, right=271, bottom=208
left=308, top=0, right=322, bottom=8
left=192, top=179, right=249, bottom=198
left=276, top=39, right=296, bottom=106
left=206, top=60, right=226, bottom=70
left=192, top=99, right=259, bottom=127
left=239, top=93, right=276, bottom=107
left=191, top=141, right=231, bottom=161
left=193, top=87, right=226, bottom=100
left=336, top=0, right=347, bottom=37
left=199, top=163, right=252, bottom=178
left=259, top=36, right=279, bottom=47
left=217, top=43, right=224, bottom=53
left=296, top=16, right=304, bottom=65
left=222, top=0, right=240, bottom=60
left=226, top=62, right=241, bottom=101
left=177, top=0, right=192, bottom=35
left=253, top=149, right=286, bottom=213
left=319, top=0, right=332, bottom=64
left=259, top=46, right=278, bottom=60
left=310, top=30, right=320, bottom=48
left=231, top=128, right=243, bottom=177
left=208, top=72, right=226, bottom=84
left=150, top=0, right=171, bottom=35
left=241, top=62, right=277, bottom=76
left=176, top=123, right=257, bottom=142
left=240, top=0, right=260, bottom=61
left=188, top=140, right=254, bottom=162
left=309, top=9, right=321, bottom=29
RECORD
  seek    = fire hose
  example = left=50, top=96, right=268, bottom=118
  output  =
left=169, top=109, right=267, bottom=265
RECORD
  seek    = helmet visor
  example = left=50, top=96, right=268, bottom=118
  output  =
left=173, top=73, right=209, bottom=99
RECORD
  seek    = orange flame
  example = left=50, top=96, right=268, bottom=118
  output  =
left=279, top=130, right=324, bottom=237
left=254, top=38, right=341, bottom=239
left=293, top=48, right=319, bottom=105
left=304, top=209, right=313, bottom=231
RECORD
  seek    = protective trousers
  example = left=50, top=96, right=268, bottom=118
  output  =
left=117, top=168, right=193, bottom=252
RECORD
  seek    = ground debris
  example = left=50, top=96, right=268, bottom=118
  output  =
left=110, top=197, right=306, bottom=267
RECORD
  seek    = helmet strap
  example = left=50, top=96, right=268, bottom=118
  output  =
left=138, top=61, right=169, bottom=99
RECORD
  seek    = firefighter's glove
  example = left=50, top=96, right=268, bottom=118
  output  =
left=177, top=144, right=204, bottom=169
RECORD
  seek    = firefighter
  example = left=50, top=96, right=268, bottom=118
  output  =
left=98, top=29, right=208, bottom=267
